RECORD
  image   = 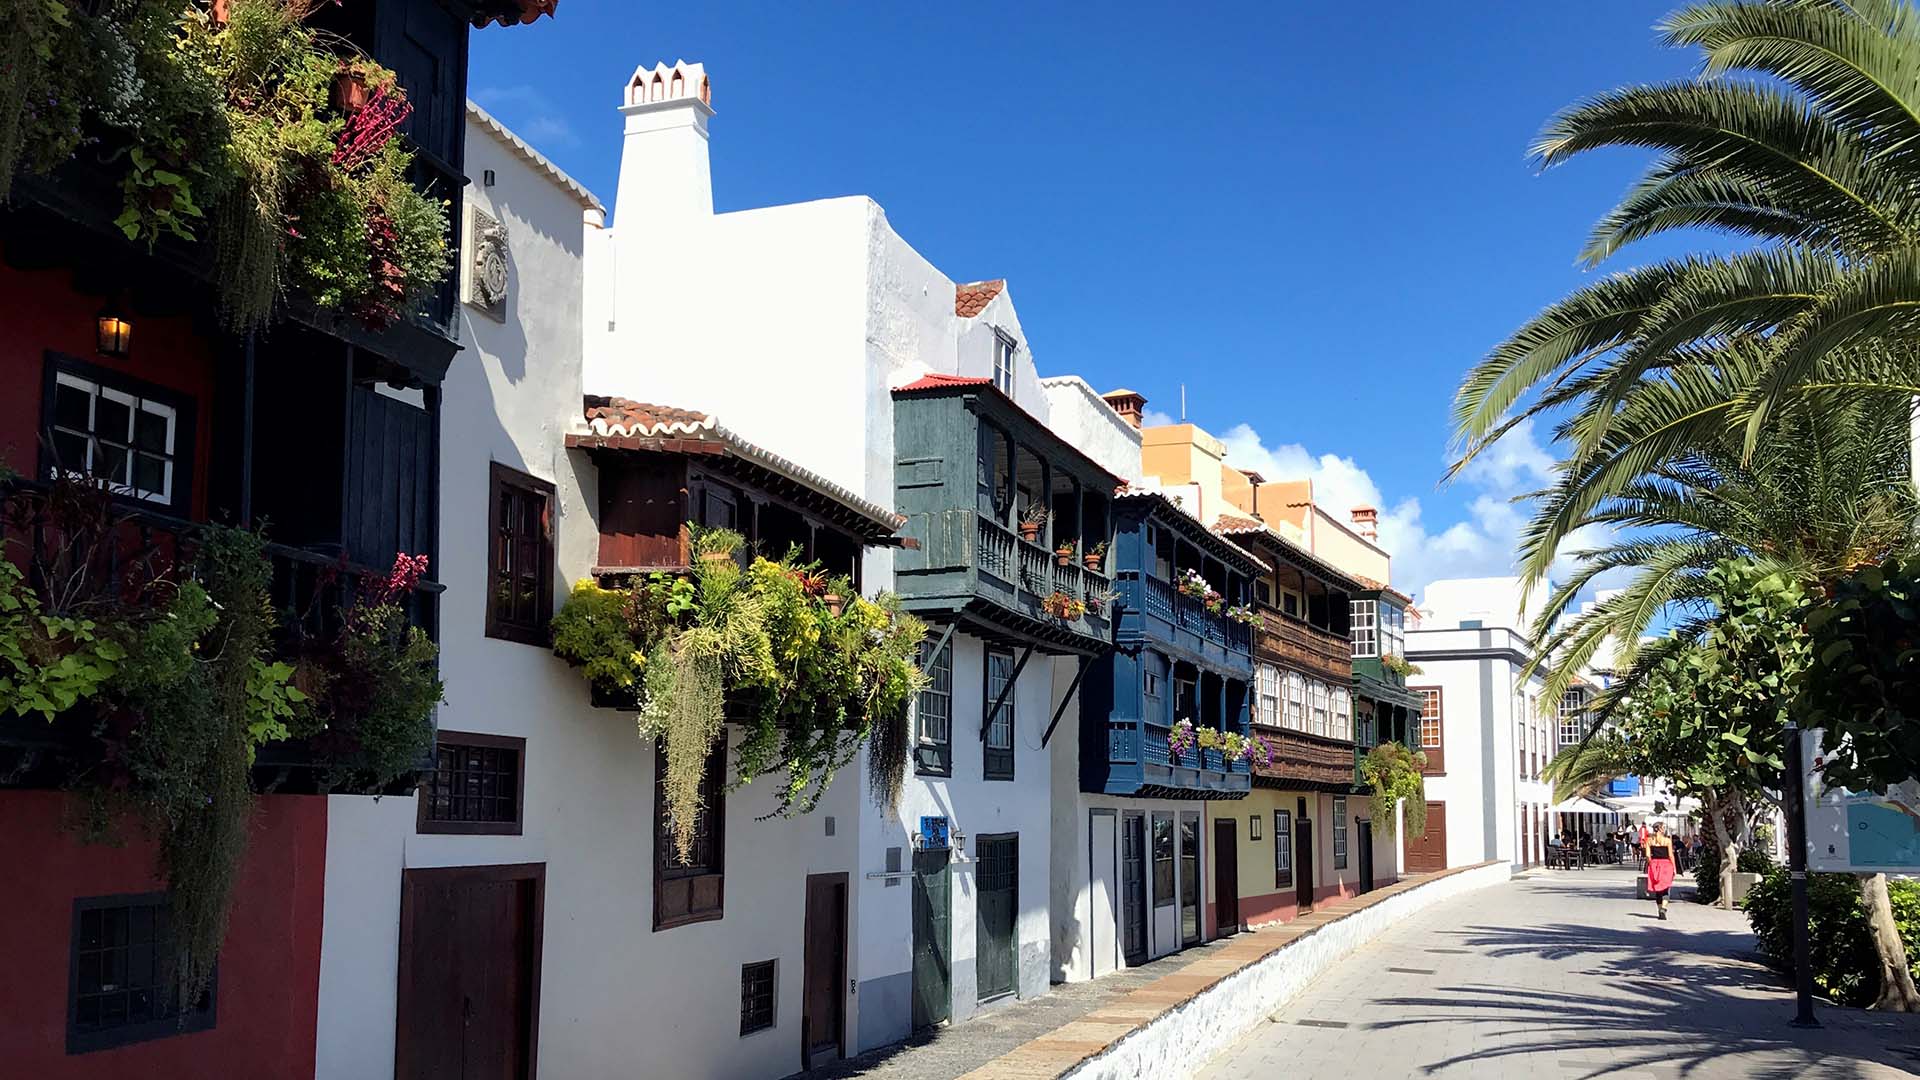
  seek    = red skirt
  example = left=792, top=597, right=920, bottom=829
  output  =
left=1647, top=856, right=1676, bottom=896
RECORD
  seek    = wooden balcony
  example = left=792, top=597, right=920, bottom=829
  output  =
left=1250, top=724, right=1357, bottom=792
left=1127, top=574, right=1253, bottom=669
left=1254, top=608, right=1351, bottom=685
left=1097, top=716, right=1251, bottom=799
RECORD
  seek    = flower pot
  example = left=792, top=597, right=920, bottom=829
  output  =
left=1019, top=523, right=1042, bottom=543
left=823, top=594, right=845, bottom=616
left=1083, top=553, right=1102, bottom=572
left=332, top=71, right=371, bottom=114
left=1056, top=552, right=1072, bottom=567
left=210, top=0, right=230, bottom=25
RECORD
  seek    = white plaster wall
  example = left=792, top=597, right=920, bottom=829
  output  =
left=1039, top=375, right=1145, bottom=486
left=1423, top=576, right=1546, bottom=635
left=1069, top=860, right=1514, bottom=1080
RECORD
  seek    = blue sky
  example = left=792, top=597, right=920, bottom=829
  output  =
left=472, top=1, right=1704, bottom=600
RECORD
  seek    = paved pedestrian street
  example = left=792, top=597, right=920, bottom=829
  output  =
left=1201, top=868, right=1920, bottom=1079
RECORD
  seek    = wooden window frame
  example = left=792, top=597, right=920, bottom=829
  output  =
left=1413, top=686, right=1445, bottom=775
left=914, top=637, right=953, bottom=776
left=486, top=462, right=556, bottom=646
left=67, top=892, right=217, bottom=1054
left=654, top=740, right=727, bottom=930
left=739, top=959, right=777, bottom=1036
left=1248, top=813, right=1262, bottom=841
left=1273, top=809, right=1293, bottom=889
left=417, top=730, right=527, bottom=835
left=983, top=646, right=1016, bottom=782
left=1332, top=796, right=1349, bottom=870
left=40, top=352, right=197, bottom=517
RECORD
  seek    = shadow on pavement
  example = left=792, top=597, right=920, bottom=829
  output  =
left=1366, top=916, right=1920, bottom=1079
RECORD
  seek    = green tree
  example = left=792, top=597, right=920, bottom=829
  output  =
left=1452, top=0, right=1920, bottom=600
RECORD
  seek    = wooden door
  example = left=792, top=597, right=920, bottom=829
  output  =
left=1212, top=819, right=1239, bottom=934
left=911, top=849, right=952, bottom=1029
left=395, top=864, right=544, bottom=1080
left=1358, top=820, right=1375, bottom=893
left=1120, top=814, right=1147, bottom=965
left=974, top=834, right=1018, bottom=1002
left=1406, top=801, right=1447, bottom=872
left=802, top=874, right=848, bottom=1064
left=1295, top=819, right=1315, bottom=912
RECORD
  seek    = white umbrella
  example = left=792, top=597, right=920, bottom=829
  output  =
left=1551, top=796, right=1619, bottom=815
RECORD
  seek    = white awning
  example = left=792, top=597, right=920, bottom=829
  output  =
left=1550, top=796, right=1619, bottom=815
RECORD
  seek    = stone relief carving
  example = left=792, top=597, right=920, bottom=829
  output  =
left=467, top=206, right=509, bottom=321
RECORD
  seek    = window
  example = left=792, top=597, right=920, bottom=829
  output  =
left=1558, top=690, right=1587, bottom=750
left=487, top=463, right=555, bottom=645
left=1415, top=687, right=1444, bottom=773
left=1517, top=720, right=1528, bottom=780
left=1249, top=813, right=1262, bottom=841
left=984, top=647, right=1016, bottom=781
left=739, top=960, right=776, bottom=1035
left=1152, top=814, right=1175, bottom=905
left=914, top=638, right=953, bottom=775
left=1350, top=600, right=1377, bottom=658
left=417, top=731, right=525, bottom=835
left=43, top=357, right=192, bottom=513
left=1144, top=660, right=1165, bottom=727
left=1273, top=810, right=1293, bottom=888
left=992, top=330, right=1018, bottom=397
left=1285, top=671, right=1307, bottom=731
left=655, top=740, right=726, bottom=930
left=68, top=893, right=215, bottom=1054
left=1310, top=680, right=1330, bottom=737
left=1257, top=664, right=1281, bottom=726
left=1331, top=687, right=1352, bottom=741
left=1382, top=604, right=1405, bottom=658
left=1332, top=797, right=1349, bottom=869
left=1173, top=673, right=1198, bottom=725
left=1357, top=708, right=1374, bottom=749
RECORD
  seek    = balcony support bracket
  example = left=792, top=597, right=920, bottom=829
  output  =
left=979, top=644, right=1035, bottom=743
left=1040, top=654, right=1091, bottom=749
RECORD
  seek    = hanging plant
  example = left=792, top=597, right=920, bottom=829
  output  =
left=551, top=528, right=928, bottom=860
left=1177, top=568, right=1210, bottom=600
left=1379, top=653, right=1422, bottom=679
left=1361, top=741, right=1428, bottom=840
left=1040, top=590, right=1085, bottom=620
left=1226, top=603, right=1260, bottom=626
left=1168, top=718, right=1271, bottom=767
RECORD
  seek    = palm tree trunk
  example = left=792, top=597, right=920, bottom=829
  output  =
left=1861, top=872, right=1920, bottom=1011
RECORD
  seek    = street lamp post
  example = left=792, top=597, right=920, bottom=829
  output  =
left=1783, top=723, right=1819, bottom=1028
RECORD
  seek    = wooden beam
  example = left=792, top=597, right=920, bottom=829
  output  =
left=1040, top=654, right=1091, bottom=749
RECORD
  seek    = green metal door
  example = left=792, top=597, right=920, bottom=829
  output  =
left=975, top=834, right=1018, bottom=1001
left=911, top=849, right=952, bottom=1029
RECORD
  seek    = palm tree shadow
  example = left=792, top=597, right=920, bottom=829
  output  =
left=1359, top=922, right=1920, bottom=1078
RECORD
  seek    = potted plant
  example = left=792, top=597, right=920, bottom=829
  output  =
left=1203, top=590, right=1226, bottom=615
left=1018, top=503, right=1048, bottom=543
left=1226, top=603, right=1260, bottom=626
left=1178, top=568, right=1210, bottom=599
left=1055, top=540, right=1076, bottom=567
left=331, top=60, right=374, bottom=114
left=1084, top=540, right=1108, bottom=572
left=1040, top=590, right=1085, bottom=620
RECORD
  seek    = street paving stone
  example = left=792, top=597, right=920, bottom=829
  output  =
left=1201, top=867, right=1920, bottom=1080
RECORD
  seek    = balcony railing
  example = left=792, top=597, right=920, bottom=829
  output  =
left=1098, top=714, right=1251, bottom=797
left=1256, top=608, right=1352, bottom=685
left=1127, top=574, right=1251, bottom=658
left=973, top=515, right=1111, bottom=640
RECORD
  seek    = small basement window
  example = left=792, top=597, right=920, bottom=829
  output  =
left=417, top=732, right=525, bottom=835
left=739, top=960, right=777, bottom=1035
left=68, top=893, right=215, bottom=1054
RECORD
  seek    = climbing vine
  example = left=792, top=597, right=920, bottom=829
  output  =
left=1361, top=741, right=1427, bottom=840
left=551, top=528, right=927, bottom=859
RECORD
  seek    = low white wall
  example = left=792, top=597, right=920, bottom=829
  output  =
left=1067, top=860, right=1512, bottom=1080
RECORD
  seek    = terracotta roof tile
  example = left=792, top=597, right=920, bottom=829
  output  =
left=954, top=279, right=1005, bottom=317
left=580, top=396, right=712, bottom=436
left=472, top=0, right=557, bottom=28
left=1214, top=513, right=1263, bottom=532
left=894, top=373, right=993, bottom=393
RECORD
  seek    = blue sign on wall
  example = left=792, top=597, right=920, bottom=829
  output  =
left=918, top=816, right=950, bottom=850
left=1607, top=777, right=1640, bottom=797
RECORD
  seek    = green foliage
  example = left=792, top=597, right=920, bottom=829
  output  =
left=551, top=528, right=928, bottom=861
left=1378, top=654, right=1421, bottom=679
left=0, top=561, right=127, bottom=720
left=308, top=604, right=439, bottom=790
left=1361, top=741, right=1428, bottom=840
left=1746, top=870, right=1920, bottom=1007
left=1803, top=555, right=1920, bottom=792
left=1, top=0, right=452, bottom=331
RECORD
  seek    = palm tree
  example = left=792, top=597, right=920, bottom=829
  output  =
left=1453, top=0, right=1920, bottom=594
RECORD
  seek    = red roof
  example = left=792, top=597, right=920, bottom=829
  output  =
left=955, top=279, right=1005, bottom=317
left=580, top=396, right=711, bottom=435
left=472, top=0, right=557, bottom=27
left=893, top=373, right=992, bottom=393
left=1215, top=513, right=1263, bottom=532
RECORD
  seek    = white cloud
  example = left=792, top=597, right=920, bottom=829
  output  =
left=1217, top=418, right=1618, bottom=606
left=475, top=84, right=580, bottom=148
left=1140, top=408, right=1176, bottom=429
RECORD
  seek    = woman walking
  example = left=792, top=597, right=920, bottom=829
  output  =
left=1644, top=821, right=1677, bottom=920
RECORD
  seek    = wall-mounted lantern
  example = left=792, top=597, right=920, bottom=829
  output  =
left=95, top=298, right=133, bottom=359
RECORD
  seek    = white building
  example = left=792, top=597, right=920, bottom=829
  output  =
left=585, top=60, right=1117, bottom=1060
left=1403, top=576, right=1562, bottom=870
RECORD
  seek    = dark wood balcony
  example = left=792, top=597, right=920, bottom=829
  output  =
left=1254, top=607, right=1351, bottom=685
left=1250, top=724, right=1358, bottom=792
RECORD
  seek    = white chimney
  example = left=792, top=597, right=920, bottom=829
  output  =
left=612, top=61, right=714, bottom=273
left=1350, top=505, right=1379, bottom=542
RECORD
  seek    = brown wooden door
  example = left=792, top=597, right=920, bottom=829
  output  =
left=1406, top=802, right=1448, bottom=873
left=1212, top=819, right=1239, bottom=933
left=803, top=873, right=848, bottom=1065
left=396, top=864, right=545, bottom=1080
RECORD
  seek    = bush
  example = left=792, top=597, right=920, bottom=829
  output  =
left=1745, top=869, right=1920, bottom=1006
